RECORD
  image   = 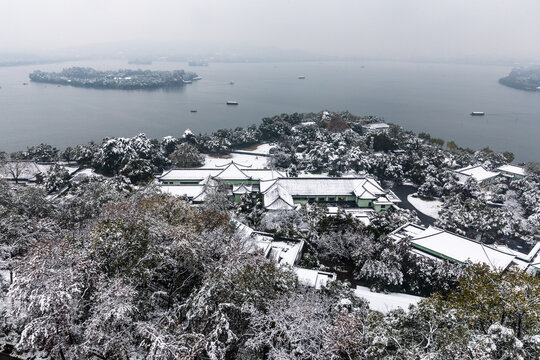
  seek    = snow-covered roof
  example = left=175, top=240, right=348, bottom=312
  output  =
left=232, top=219, right=256, bottom=239
left=232, top=184, right=252, bottom=194
left=373, top=196, right=393, bottom=205
left=410, top=226, right=516, bottom=270
left=260, top=179, right=278, bottom=193
left=243, top=169, right=285, bottom=181
left=158, top=165, right=283, bottom=182
left=264, top=184, right=295, bottom=210
left=215, top=161, right=252, bottom=168
left=496, top=164, right=526, bottom=176
left=354, top=286, right=423, bottom=313
left=388, top=223, right=426, bottom=242
left=296, top=121, right=316, bottom=127
left=455, top=165, right=500, bottom=183
left=293, top=268, right=336, bottom=290
left=160, top=185, right=206, bottom=199
left=158, top=168, right=218, bottom=181
left=327, top=207, right=374, bottom=226
left=266, top=240, right=304, bottom=267
left=353, top=178, right=387, bottom=199
left=362, top=123, right=390, bottom=130
left=266, top=177, right=387, bottom=198
left=214, top=163, right=251, bottom=180
left=262, top=177, right=399, bottom=209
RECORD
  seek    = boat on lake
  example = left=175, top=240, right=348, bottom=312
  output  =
left=128, top=59, right=152, bottom=65
left=470, top=112, right=485, bottom=116
left=188, top=60, right=208, bottom=67
left=298, top=76, right=306, bottom=79
left=190, top=110, right=197, bottom=113
left=230, top=81, right=235, bottom=85
left=226, top=101, right=239, bottom=105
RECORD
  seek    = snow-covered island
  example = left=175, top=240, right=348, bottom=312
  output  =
left=499, top=65, right=540, bottom=91
left=29, top=67, right=199, bottom=90
left=1, top=110, right=539, bottom=359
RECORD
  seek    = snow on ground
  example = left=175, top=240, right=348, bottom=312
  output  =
left=401, top=181, right=417, bottom=186
left=354, top=286, right=423, bottom=313
left=71, top=168, right=102, bottom=180
left=297, top=171, right=329, bottom=177
left=201, top=143, right=275, bottom=168
left=407, top=194, right=442, bottom=219
left=237, top=143, right=275, bottom=155
left=203, top=152, right=269, bottom=168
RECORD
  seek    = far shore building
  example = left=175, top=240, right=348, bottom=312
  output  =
left=454, top=165, right=500, bottom=185
left=362, top=122, right=390, bottom=135
left=390, top=223, right=540, bottom=274
left=496, top=164, right=527, bottom=179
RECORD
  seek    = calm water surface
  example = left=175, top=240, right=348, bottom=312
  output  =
left=0, top=60, right=538, bottom=162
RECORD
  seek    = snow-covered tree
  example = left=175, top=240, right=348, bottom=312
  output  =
left=170, top=142, right=204, bottom=167
left=44, top=164, right=70, bottom=193
left=245, top=290, right=332, bottom=360
left=435, top=264, right=540, bottom=340
left=26, top=143, right=59, bottom=162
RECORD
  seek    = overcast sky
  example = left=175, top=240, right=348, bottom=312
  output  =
left=2, top=0, right=540, bottom=61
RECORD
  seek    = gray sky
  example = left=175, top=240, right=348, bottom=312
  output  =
left=2, top=0, right=540, bottom=61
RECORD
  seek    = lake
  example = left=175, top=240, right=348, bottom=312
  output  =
left=0, top=60, right=538, bottom=162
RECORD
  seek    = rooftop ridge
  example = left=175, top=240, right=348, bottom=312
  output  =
left=275, top=176, right=370, bottom=180
left=215, top=160, right=252, bottom=168
left=213, top=162, right=251, bottom=180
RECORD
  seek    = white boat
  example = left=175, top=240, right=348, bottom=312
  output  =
left=226, top=101, right=239, bottom=105
left=188, top=60, right=208, bottom=66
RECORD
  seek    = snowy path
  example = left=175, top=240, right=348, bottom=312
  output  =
left=202, top=143, right=274, bottom=168
left=203, top=153, right=269, bottom=168
left=354, top=286, right=423, bottom=313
